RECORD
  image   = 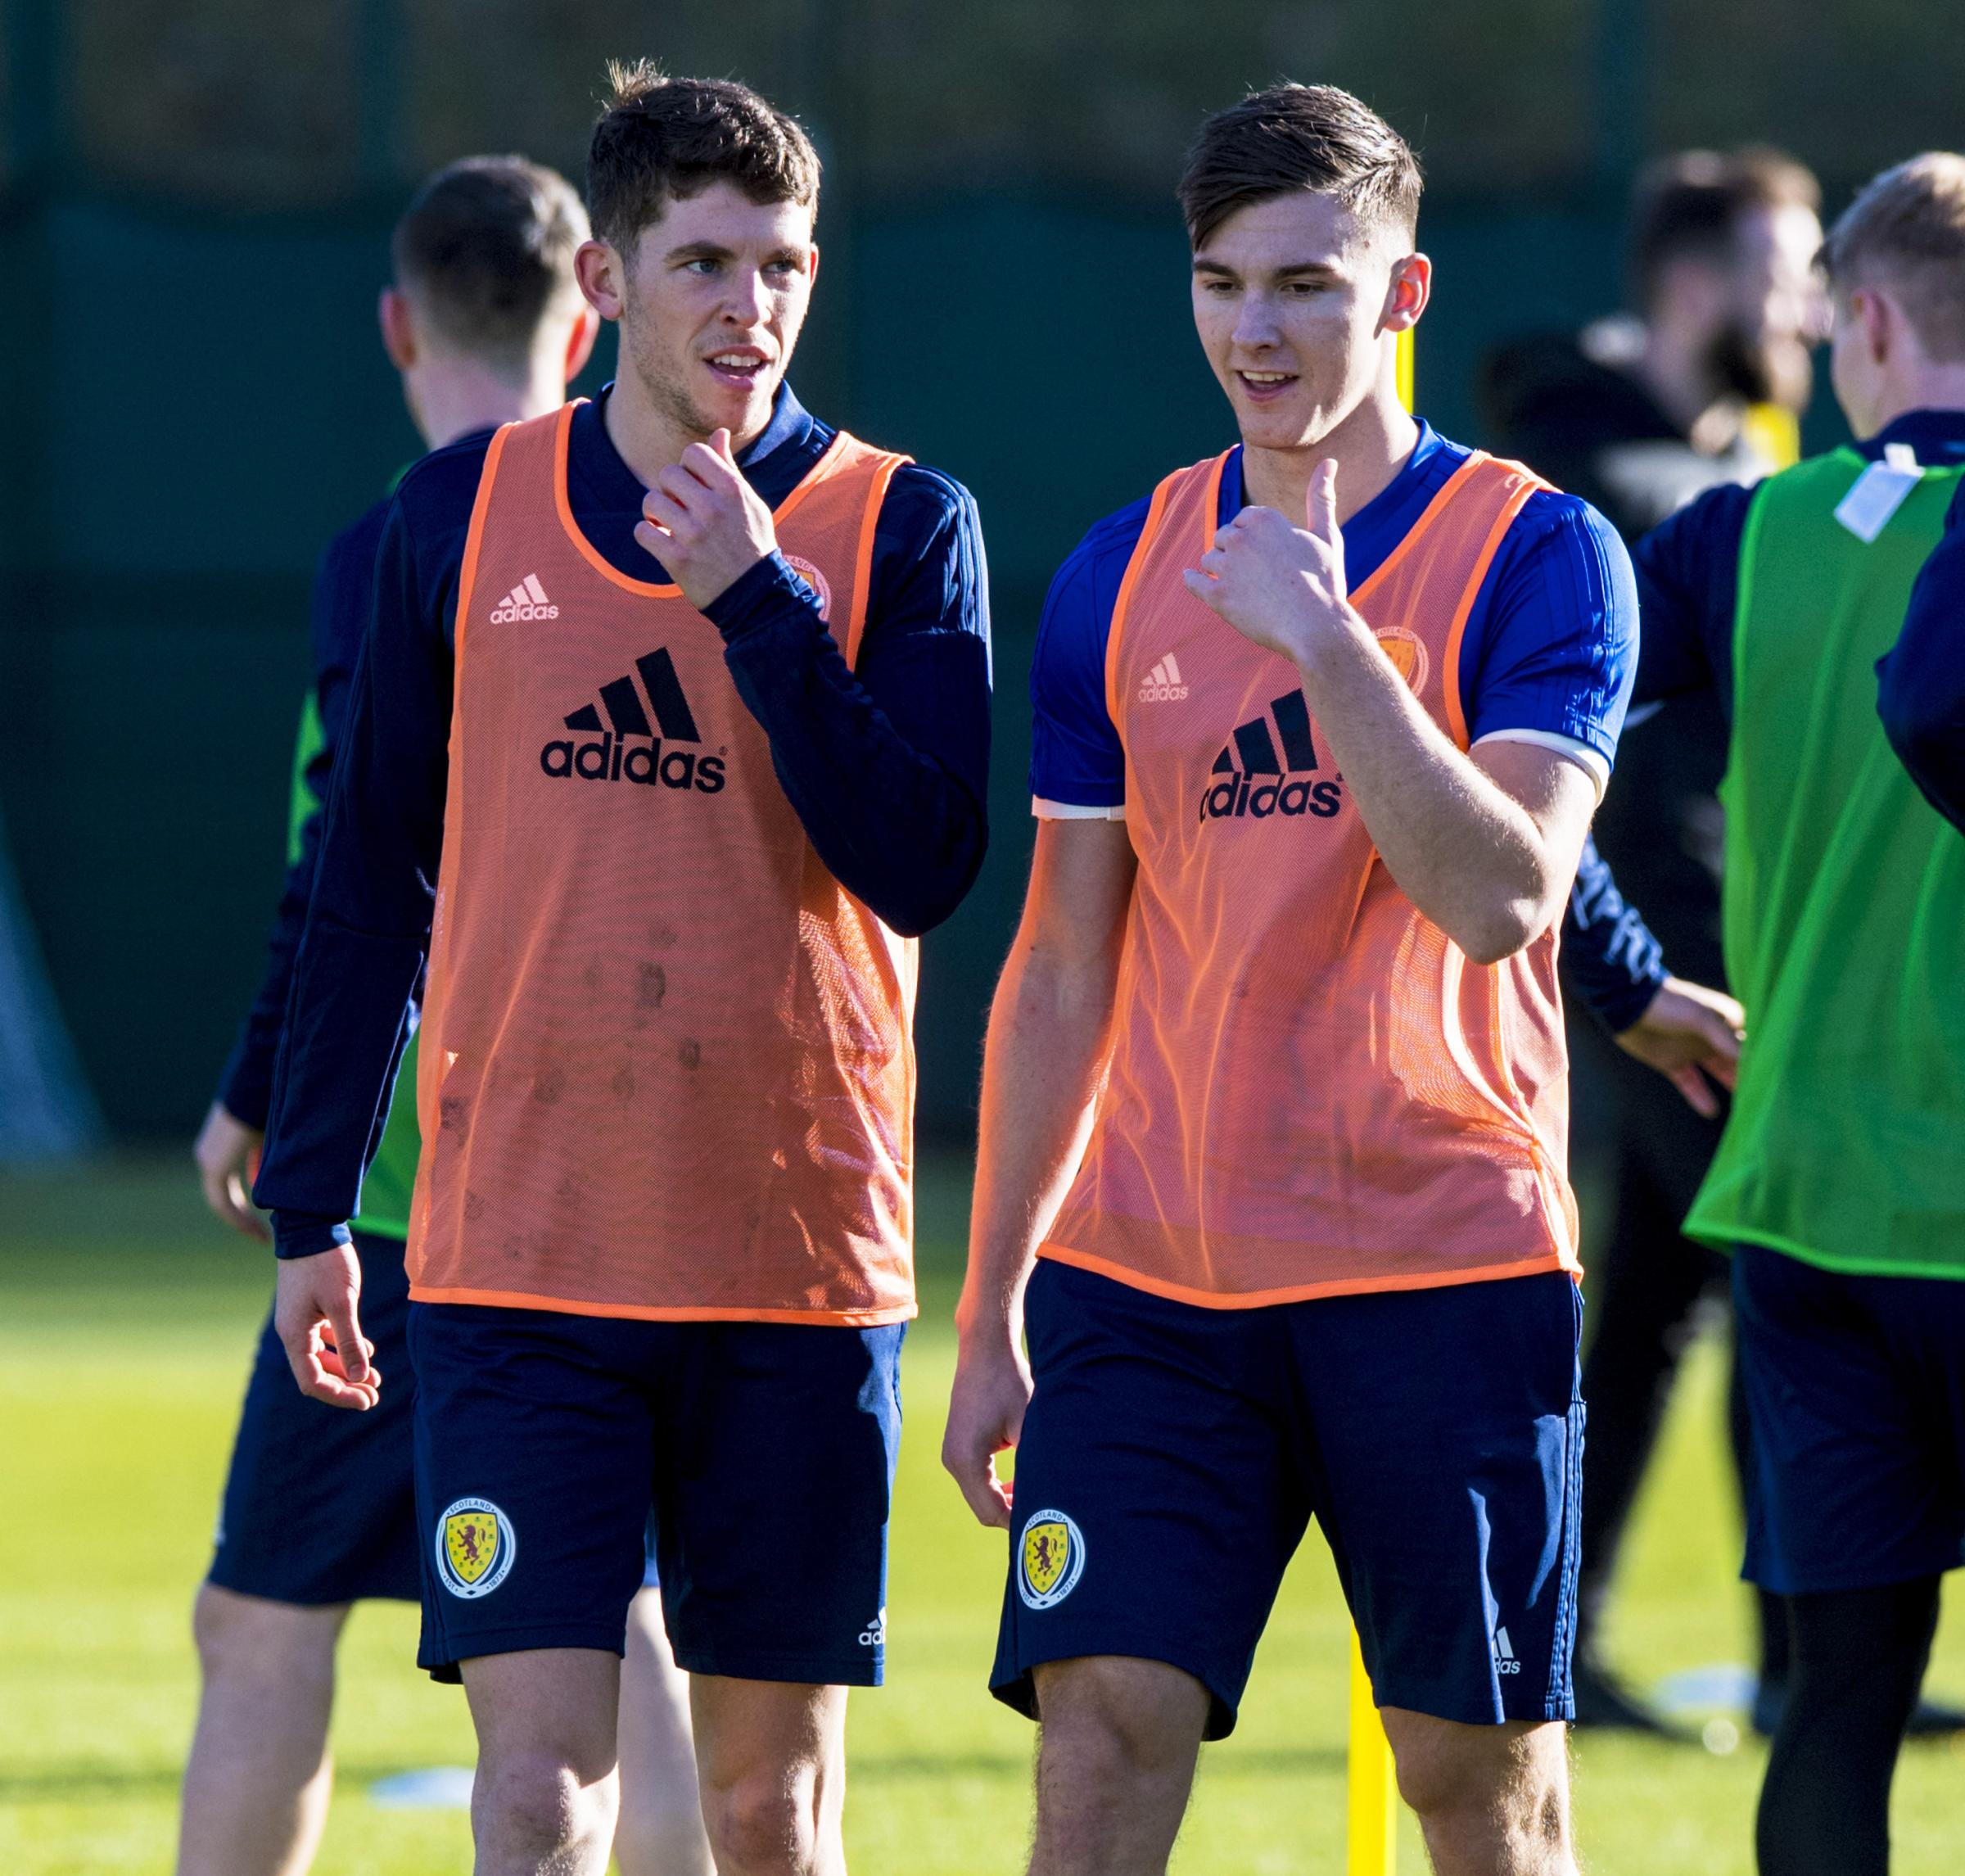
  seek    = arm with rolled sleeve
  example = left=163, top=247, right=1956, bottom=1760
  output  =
left=704, top=464, right=992, bottom=935
left=253, top=492, right=454, bottom=1257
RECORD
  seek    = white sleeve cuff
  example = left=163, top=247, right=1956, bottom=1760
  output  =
left=1470, top=729, right=1610, bottom=802
left=1032, top=797, right=1127, bottom=820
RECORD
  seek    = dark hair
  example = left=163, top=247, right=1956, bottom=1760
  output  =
left=587, top=61, right=820, bottom=251
left=1177, top=84, right=1422, bottom=251
left=1628, top=147, right=1820, bottom=310
left=1821, top=153, right=1965, bottom=361
left=391, top=155, right=588, bottom=368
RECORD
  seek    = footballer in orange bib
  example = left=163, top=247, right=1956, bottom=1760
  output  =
left=256, top=70, right=991, bottom=1874
left=946, top=85, right=1633, bottom=1876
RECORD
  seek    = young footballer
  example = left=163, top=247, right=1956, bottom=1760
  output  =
left=255, top=67, right=991, bottom=1876
left=1601, top=151, right=1965, bottom=1876
left=946, top=84, right=1636, bottom=1876
left=184, top=156, right=712, bottom=1876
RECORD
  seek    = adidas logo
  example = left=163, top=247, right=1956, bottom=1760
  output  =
left=491, top=573, right=560, bottom=622
left=539, top=647, right=726, bottom=795
left=1139, top=653, right=1190, bottom=703
left=859, top=1607, right=887, bottom=1648
left=1493, top=1625, right=1521, bottom=1675
left=1198, top=689, right=1344, bottom=823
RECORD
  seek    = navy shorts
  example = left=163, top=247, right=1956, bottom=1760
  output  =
left=210, top=1231, right=422, bottom=1605
left=408, top=1302, right=902, bottom=1684
left=1734, top=1244, right=1965, bottom=1594
left=992, top=1260, right=1584, bottom=1738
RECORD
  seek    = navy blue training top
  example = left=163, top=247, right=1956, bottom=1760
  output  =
left=1878, top=473, right=1965, bottom=830
left=255, top=383, right=992, bottom=1256
left=1028, top=422, right=1639, bottom=811
left=217, top=493, right=395, bottom=1129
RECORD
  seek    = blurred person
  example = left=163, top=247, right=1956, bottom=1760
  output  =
left=1614, top=152, right=1965, bottom=1876
left=183, top=156, right=711, bottom=1876
left=254, top=66, right=991, bottom=1876
left=946, top=83, right=1638, bottom=1876
left=1480, top=147, right=1837, bottom=1735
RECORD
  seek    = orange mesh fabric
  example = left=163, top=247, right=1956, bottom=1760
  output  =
left=1045, top=450, right=1577, bottom=1307
left=411, top=403, right=917, bottom=1323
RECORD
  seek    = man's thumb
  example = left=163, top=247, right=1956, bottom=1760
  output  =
left=1308, top=459, right=1340, bottom=540
left=328, top=1290, right=370, bottom=1385
left=711, top=426, right=735, bottom=462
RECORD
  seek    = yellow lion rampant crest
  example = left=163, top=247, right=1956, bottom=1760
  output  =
left=436, top=1497, right=515, bottom=1598
left=1018, top=1508, right=1085, bottom=1610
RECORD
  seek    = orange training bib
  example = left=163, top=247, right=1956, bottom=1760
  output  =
left=409, top=403, right=917, bottom=1324
left=1043, top=450, right=1579, bottom=1307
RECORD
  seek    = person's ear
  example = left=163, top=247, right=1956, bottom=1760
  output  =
left=378, top=287, right=417, bottom=371
left=1855, top=286, right=1895, bottom=368
left=1384, top=252, right=1431, bottom=332
left=563, top=304, right=602, bottom=386
left=575, top=239, right=627, bottom=323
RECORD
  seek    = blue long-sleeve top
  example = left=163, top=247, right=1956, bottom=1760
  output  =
left=215, top=497, right=392, bottom=1128
left=255, top=383, right=992, bottom=1257
left=1569, top=407, right=1965, bottom=1028
left=1877, top=475, right=1965, bottom=830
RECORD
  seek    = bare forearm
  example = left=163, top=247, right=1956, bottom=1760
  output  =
left=1297, top=613, right=1563, bottom=962
left=959, top=945, right=1114, bottom=1344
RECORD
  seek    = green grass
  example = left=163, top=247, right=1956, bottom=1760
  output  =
left=2, top=1155, right=1961, bottom=1874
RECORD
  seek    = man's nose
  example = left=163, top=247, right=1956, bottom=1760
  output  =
left=721, top=266, right=771, bottom=324
left=1231, top=292, right=1281, bottom=349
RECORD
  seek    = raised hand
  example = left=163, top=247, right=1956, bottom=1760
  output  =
left=1183, top=458, right=1353, bottom=662
left=633, top=427, right=779, bottom=613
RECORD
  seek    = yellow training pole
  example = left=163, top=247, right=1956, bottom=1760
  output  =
left=1347, top=1629, right=1398, bottom=1874
left=1344, top=319, right=1419, bottom=1876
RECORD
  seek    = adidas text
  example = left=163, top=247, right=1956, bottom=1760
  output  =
left=1139, top=653, right=1189, bottom=703
left=1493, top=1625, right=1521, bottom=1675
left=540, top=732, right=725, bottom=794
left=1198, top=686, right=1343, bottom=822
left=491, top=574, right=559, bottom=623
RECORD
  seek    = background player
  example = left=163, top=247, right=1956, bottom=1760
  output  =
left=1484, top=146, right=1832, bottom=1734
left=1601, top=151, right=1965, bottom=1876
left=254, top=66, right=992, bottom=1876
left=946, top=84, right=1634, bottom=1876
left=184, top=156, right=710, bottom=1876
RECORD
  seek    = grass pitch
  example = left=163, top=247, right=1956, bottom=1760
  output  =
left=2, top=1156, right=1961, bottom=1874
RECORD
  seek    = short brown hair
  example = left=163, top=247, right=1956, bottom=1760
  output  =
left=1822, top=153, right=1965, bottom=362
left=1177, top=84, right=1422, bottom=252
left=587, top=62, right=821, bottom=251
left=1628, top=147, right=1820, bottom=309
left=391, top=156, right=588, bottom=368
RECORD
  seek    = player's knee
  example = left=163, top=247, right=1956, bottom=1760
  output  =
left=477, top=1748, right=608, bottom=1858
left=698, top=1767, right=818, bottom=1875
left=1035, top=1657, right=1208, bottom=1790
left=1389, top=1714, right=1568, bottom=1848
left=191, top=1582, right=341, bottom=1693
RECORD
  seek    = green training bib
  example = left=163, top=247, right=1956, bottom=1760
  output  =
left=1685, top=449, right=1965, bottom=1277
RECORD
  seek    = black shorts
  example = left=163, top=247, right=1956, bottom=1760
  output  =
left=1734, top=1244, right=1965, bottom=1593
left=992, top=1260, right=1585, bottom=1738
left=209, top=1231, right=421, bottom=1605
left=409, top=1302, right=902, bottom=1684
